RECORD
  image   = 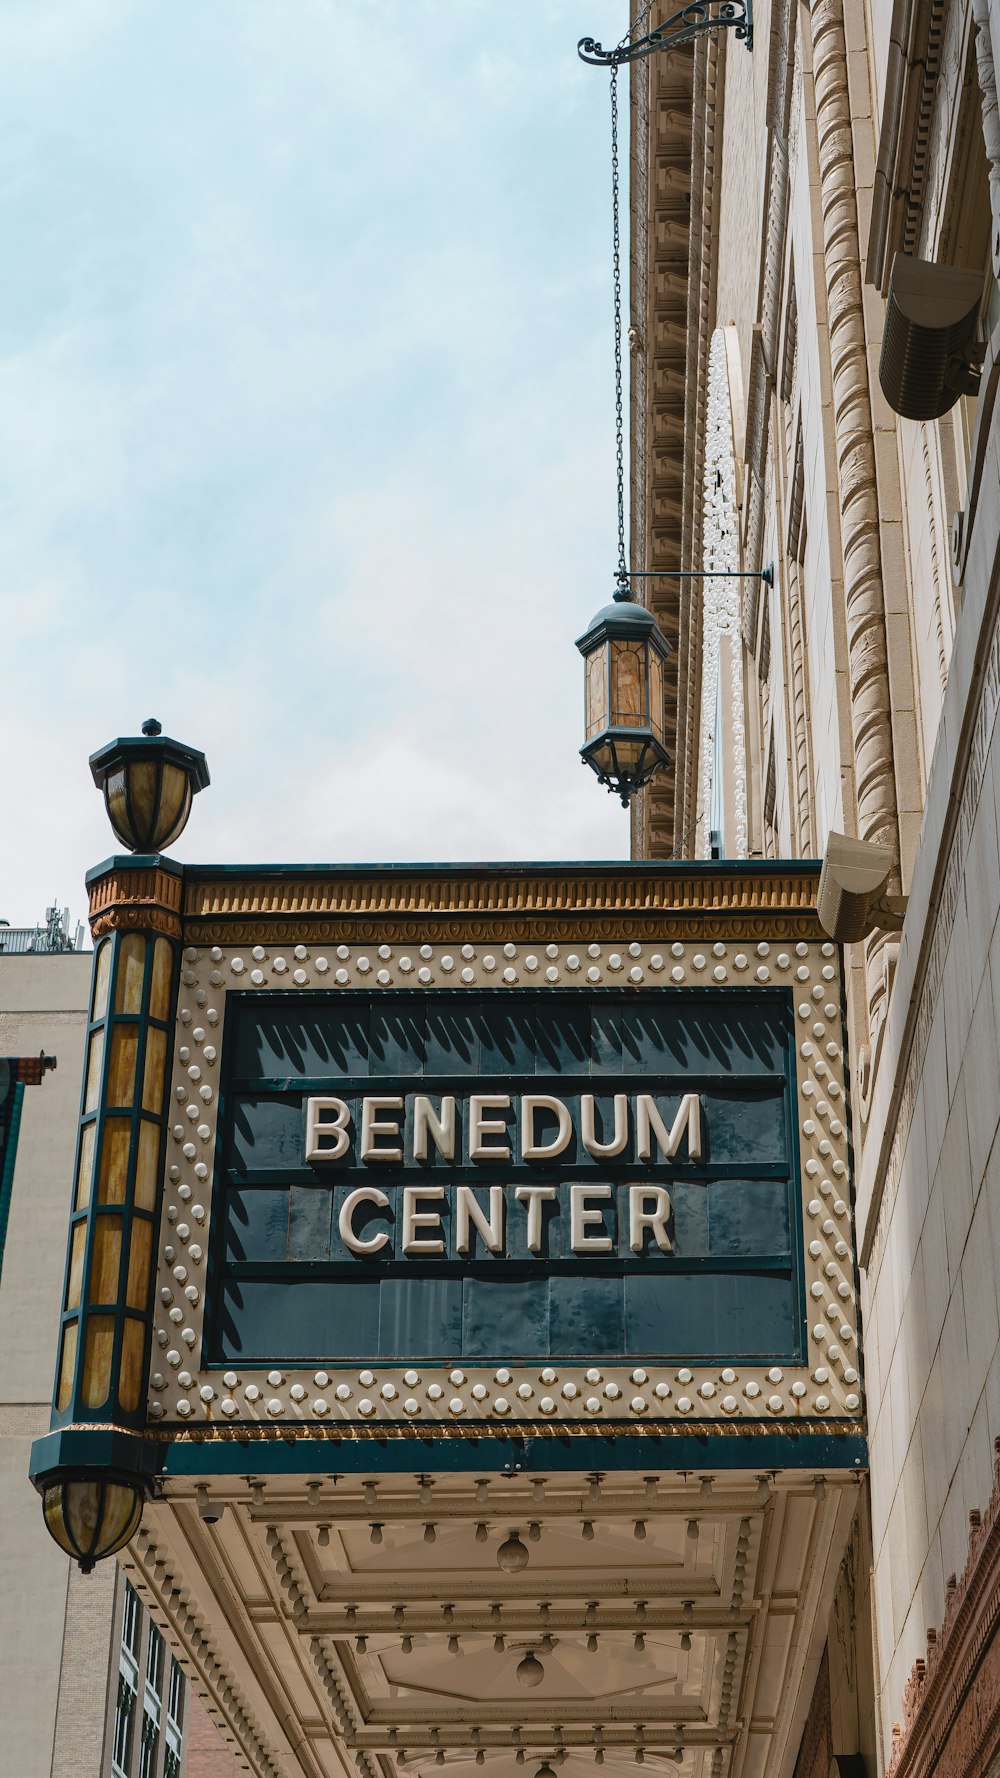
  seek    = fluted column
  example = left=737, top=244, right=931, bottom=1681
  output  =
left=808, top=0, right=902, bottom=1013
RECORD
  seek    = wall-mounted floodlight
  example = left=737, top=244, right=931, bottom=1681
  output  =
left=817, top=831, right=907, bottom=942
left=879, top=253, right=985, bottom=421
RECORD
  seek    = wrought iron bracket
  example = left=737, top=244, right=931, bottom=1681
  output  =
left=579, top=0, right=753, bottom=64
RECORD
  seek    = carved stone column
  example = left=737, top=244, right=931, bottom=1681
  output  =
left=808, top=0, right=902, bottom=1014
left=971, top=0, right=1000, bottom=277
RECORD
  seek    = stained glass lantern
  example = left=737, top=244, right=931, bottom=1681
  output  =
left=41, top=1474, right=144, bottom=1573
left=89, top=719, right=210, bottom=853
left=576, top=588, right=671, bottom=805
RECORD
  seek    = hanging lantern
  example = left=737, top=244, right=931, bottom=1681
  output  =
left=89, top=718, right=210, bottom=853
left=41, top=1473, right=145, bottom=1573
left=576, top=585, right=671, bottom=805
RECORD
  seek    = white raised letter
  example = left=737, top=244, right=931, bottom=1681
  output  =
left=361, top=1095, right=404, bottom=1162
left=636, top=1092, right=702, bottom=1161
left=580, top=1093, right=629, bottom=1158
left=629, top=1186, right=673, bottom=1253
left=570, top=1184, right=613, bottom=1252
left=455, top=1186, right=505, bottom=1255
left=402, top=1187, right=445, bottom=1254
left=521, top=1095, right=572, bottom=1161
left=339, top=1187, right=390, bottom=1255
left=470, top=1095, right=511, bottom=1161
left=514, top=1185, right=557, bottom=1253
left=305, top=1096, right=352, bottom=1161
left=413, top=1095, right=456, bottom=1162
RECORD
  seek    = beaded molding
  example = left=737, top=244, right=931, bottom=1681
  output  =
left=148, top=937, right=861, bottom=1428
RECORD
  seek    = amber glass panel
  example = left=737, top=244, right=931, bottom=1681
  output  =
left=129, top=761, right=159, bottom=843
left=119, top=1318, right=147, bottom=1413
left=56, top=1319, right=78, bottom=1412
left=125, top=1219, right=153, bottom=1311
left=83, top=1029, right=105, bottom=1114
left=157, top=765, right=191, bottom=848
left=91, top=940, right=113, bottom=1022
left=612, top=738, right=646, bottom=773
left=97, top=1117, right=130, bottom=1204
left=585, top=644, right=609, bottom=740
left=107, top=1026, right=139, bottom=1107
left=65, top=1222, right=87, bottom=1312
left=81, top=1315, right=115, bottom=1409
left=612, top=641, right=645, bottom=727
left=75, top=1122, right=97, bottom=1211
left=141, top=1027, right=167, bottom=1114
left=134, top=1119, right=161, bottom=1212
left=115, top=934, right=147, bottom=1014
left=149, top=938, right=174, bottom=1022
left=88, top=1215, right=123, bottom=1304
left=106, top=768, right=129, bottom=845
left=649, top=648, right=664, bottom=742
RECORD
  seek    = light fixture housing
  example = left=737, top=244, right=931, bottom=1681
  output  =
left=89, top=718, right=209, bottom=853
left=41, top=1473, right=144, bottom=1573
left=577, top=588, right=671, bottom=805
left=879, top=252, right=985, bottom=420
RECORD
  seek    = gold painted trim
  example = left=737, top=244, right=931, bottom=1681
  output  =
left=149, top=1418, right=862, bottom=1445
left=89, top=868, right=183, bottom=940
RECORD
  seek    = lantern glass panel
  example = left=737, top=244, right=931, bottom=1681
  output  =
left=142, top=1027, right=167, bottom=1114
left=106, top=768, right=129, bottom=846
left=649, top=649, right=665, bottom=743
left=115, top=936, right=146, bottom=1014
left=611, top=641, right=647, bottom=728
left=157, top=765, right=192, bottom=848
left=88, top=1216, right=123, bottom=1305
left=98, top=1118, right=130, bottom=1204
left=128, top=762, right=159, bottom=844
left=125, top=1222, right=153, bottom=1313
left=149, top=939, right=174, bottom=1021
left=107, top=1026, right=138, bottom=1108
left=119, top=1318, right=147, bottom=1413
left=82, top=1315, right=115, bottom=1410
left=585, top=644, right=609, bottom=740
left=612, top=737, right=648, bottom=774
left=56, top=1320, right=78, bottom=1413
left=91, top=940, right=113, bottom=1022
left=75, top=1122, right=96, bottom=1211
left=84, top=1030, right=105, bottom=1114
left=134, top=1121, right=160, bottom=1212
left=66, top=1222, right=87, bottom=1312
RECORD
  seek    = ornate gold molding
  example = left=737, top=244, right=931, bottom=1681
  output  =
left=149, top=1417, right=860, bottom=1445
left=181, top=867, right=822, bottom=936
left=88, top=867, right=184, bottom=940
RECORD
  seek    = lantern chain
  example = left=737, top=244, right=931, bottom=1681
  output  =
left=610, top=6, right=655, bottom=596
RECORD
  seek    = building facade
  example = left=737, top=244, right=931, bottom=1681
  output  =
left=0, top=947, right=206, bottom=1776
left=628, top=0, right=1000, bottom=1771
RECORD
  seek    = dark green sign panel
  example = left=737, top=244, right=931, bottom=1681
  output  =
left=212, top=989, right=804, bottom=1366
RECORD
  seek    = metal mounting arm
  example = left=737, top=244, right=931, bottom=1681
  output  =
left=578, top=0, right=753, bottom=64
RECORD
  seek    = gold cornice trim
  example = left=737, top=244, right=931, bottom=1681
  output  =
left=180, top=870, right=822, bottom=944
left=88, top=867, right=183, bottom=940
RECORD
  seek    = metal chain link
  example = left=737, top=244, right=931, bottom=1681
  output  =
left=610, top=62, right=628, bottom=588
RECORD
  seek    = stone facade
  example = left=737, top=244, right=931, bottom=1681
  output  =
left=630, top=0, right=1000, bottom=1769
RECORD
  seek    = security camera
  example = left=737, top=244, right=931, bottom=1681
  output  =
left=817, top=831, right=907, bottom=942
left=196, top=1485, right=223, bottom=1525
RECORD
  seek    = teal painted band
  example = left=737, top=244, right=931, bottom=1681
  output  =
left=155, top=1431, right=867, bottom=1479
left=29, top=1425, right=160, bottom=1489
left=86, top=856, right=823, bottom=883
left=0, top=1081, right=24, bottom=1284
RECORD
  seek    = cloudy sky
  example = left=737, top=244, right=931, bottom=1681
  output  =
left=0, top=0, right=633, bottom=929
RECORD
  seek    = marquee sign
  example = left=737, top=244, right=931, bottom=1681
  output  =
left=125, top=862, right=861, bottom=1435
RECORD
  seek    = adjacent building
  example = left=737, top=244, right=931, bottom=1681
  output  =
left=629, top=0, right=1000, bottom=1771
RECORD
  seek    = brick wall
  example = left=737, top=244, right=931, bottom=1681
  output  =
left=184, top=1689, right=245, bottom=1777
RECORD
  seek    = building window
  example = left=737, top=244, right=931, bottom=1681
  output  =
left=145, top=1624, right=164, bottom=1698
left=137, top=1711, right=158, bottom=1778
left=112, top=1675, right=135, bottom=1777
left=166, top=1657, right=184, bottom=1732
left=122, top=1584, right=141, bottom=1660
